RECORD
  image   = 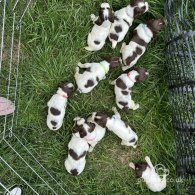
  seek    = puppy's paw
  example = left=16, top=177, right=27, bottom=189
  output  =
left=109, top=80, right=115, bottom=85
left=88, top=147, right=93, bottom=152
left=112, top=107, right=118, bottom=113
left=129, top=162, right=135, bottom=169
left=133, top=104, right=139, bottom=110
left=90, top=14, right=96, bottom=20
left=145, top=156, right=150, bottom=161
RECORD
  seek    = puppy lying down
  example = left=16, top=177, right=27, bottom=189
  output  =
left=129, top=156, right=169, bottom=192
left=121, top=18, right=166, bottom=71
left=75, top=57, right=121, bottom=94
left=65, top=135, right=89, bottom=176
left=74, top=116, right=106, bottom=152
left=109, top=0, right=149, bottom=48
left=47, top=82, right=74, bottom=130
left=92, top=107, right=138, bottom=148
left=85, top=2, right=114, bottom=51
left=111, top=67, right=149, bottom=111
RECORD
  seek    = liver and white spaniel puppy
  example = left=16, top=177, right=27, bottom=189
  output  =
left=73, top=116, right=106, bottom=152
left=121, top=18, right=166, bottom=71
left=85, top=3, right=114, bottom=51
left=47, top=82, right=74, bottom=130
left=111, top=67, right=149, bottom=111
left=65, top=135, right=89, bottom=176
left=109, top=0, right=149, bottom=49
left=75, top=57, right=121, bottom=94
left=129, top=156, right=169, bottom=192
left=92, top=107, right=138, bottom=148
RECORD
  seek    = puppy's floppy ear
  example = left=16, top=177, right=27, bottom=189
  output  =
left=58, top=81, right=74, bottom=97
left=105, top=57, right=122, bottom=70
left=108, top=10, right=114, bottom=23
left=94, top=112, right=108, bottom=128
left=134, top=67, right=149, bottom=82
left=88, top=122, right=96, bottom=132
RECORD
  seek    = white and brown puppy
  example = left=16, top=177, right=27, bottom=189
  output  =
left=129, top=156, right=169, bottom=192
left=121, top=18, right=166, bottom=71
left=93, top=107, right=138, bottom=147
left=74, top=116, right=106, bottom=152
left=75, top=57, right=121, bottom=94
left=65, top=135, right=89, bottom=176
left=111, top=67, right=149, bottom=111
left=109, top=0, right=149, bottom=49
left=47, top=82, right=74, bottom=131
left=85, top=3, right=114, bottom=51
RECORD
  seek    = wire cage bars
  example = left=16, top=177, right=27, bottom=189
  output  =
left=0, top=1, right=69, bottom=194
left=165, top=0, right=195, bottom=194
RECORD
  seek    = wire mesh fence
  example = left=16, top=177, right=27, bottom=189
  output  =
left=165, top=0, right=195, bottom=194
left=0, top=1, right=69, bottom=194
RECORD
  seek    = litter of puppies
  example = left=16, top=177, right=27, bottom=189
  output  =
left=46, top=0, right=168, bottom=192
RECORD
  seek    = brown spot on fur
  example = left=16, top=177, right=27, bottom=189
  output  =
left=129, top=138, right=136, bottom=143
left=94, top=112, right=108, bottom=128
left=115, top=25, right=122, bottom=33
left=70, top=169, right=79, bottom=176
left=110, top=33, right=119, bottom=41
left=85, top=79, right=94, bottom=88
left=69, top=149, right=87, bottom=160
left=86, top=67, right=91, bottom=72
left=58, top=82, right=74, bottom=97
left=50, top=107, right=61, bottom=115
left=94, top=40, right=100, bottom=45
left=116, top=78, right=127, bottom=90
left=125, top=47, right=142, bottom=66
left=121, top=90, right=129, bottom=95
left=133, top=6, right=147, bottom=19
left=134, top=67, right=148, bottom=82
left=96, top=77, right=100, bottom=82
left=114, top=16, right=119, bottom=21
left=105, top=57, right=121, bottom=69
left=51, top=120, right=57, bottom=126
left=88, top=122, right=96, bottom=133
left=119, top=101, right=128, bottom=107
left=134, top=163, right=148, bottom=178
left=131, top=30, right=147, bottom=47
left=73, top=124, right=87, bottom=138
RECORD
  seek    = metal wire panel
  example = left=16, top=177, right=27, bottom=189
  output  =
left=165, top=0, right=195, bottom=194
left=0, top=1, right=69, bottom=194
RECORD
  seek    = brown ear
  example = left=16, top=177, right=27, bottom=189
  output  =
left=94, top=112, right=108, bottom=128
left=105, top=57, right=121, bottom=69
left=108, top=10, right=114, bottom=23
left=134, top=67, right=149, bottom=82
left=88, top=122, right=96, bottom=132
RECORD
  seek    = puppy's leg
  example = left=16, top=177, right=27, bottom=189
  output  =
left=111, top=40, right=118, bottom=49
left=129, top=100, right=139, bottom=110
left=88, top=142, right=98, bottom=152
left=120, top=42, right=126, bottom=53
left=75, top=67, right=80, bottom=78
left=90, top=14, right=98, bottom=23
left=145, top=156, right=155, bottom=170
left=129, top=162, right=135, bottom=170
left=112, top=107, right=121, bottom=119
left=77, top=62, right=91, bottom=68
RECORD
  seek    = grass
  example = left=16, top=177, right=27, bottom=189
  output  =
left=1, top=0, right=176, bottom=194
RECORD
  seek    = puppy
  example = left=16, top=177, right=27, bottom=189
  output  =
left=74, top=116, right=106, bottom=152
left=109, top=0, right=149, bottom=49
left=75, top=57, right=121, bottom=94
left=85, top=3, right=114, bottom=51
left=121, top=18, right=166, bottom=71
left=111, top=67, right=149, bottom=111
left=129, top=156, right=169, bottom=192
left=92, top=107, right=138, bottom=148
left=65, top=135, right=89, bottom=176
left=47, top=82, right=74, bottom=130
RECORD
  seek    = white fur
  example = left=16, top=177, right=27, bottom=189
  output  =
left=111, top=70, right=140, bottom=111
left=129, top=156, right=168, bottom=192
left=47, top=87, right=70, bottom=130
left=106, top=107, right=138, bottom=147
left=85, top=3, right=112, bottom=51
left=87, top=114, right=106, bottom=152
left=121, top=23, right=153, bottom=71
left=65, top=135, right=89, bottom=176
left=74, top=60, right=110, bottom=94
left=109, top=2, right=149, bottom=48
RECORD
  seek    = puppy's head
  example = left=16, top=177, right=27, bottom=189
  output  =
left=105, top=57, right=122, bottom=70
left=58, top=81, right=74, bottom=97
left=91, top=112, right=108, bottom=128
left=134, top=162, right=148, bottom=177
left=147, top=18, right=166, bottom=34
left=73, top=117, right=96, bottom=138
left=130, top=0, right=149, bottom=19
left=99, top=3, right=114, bottom=23
left=134, top=67, right=149, bottom=82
